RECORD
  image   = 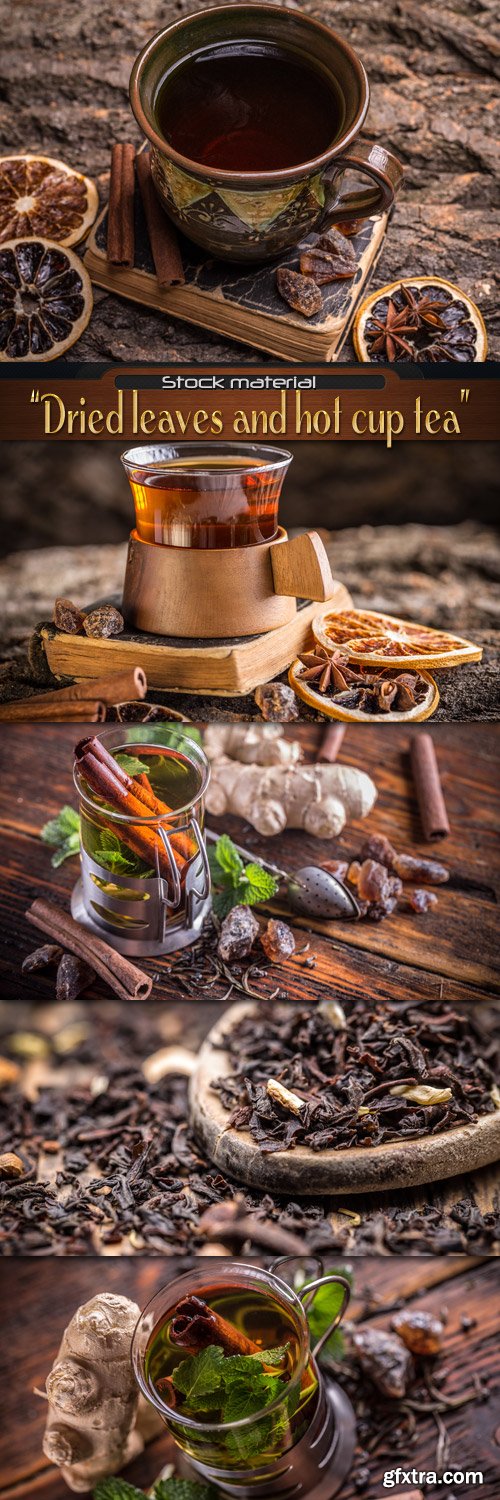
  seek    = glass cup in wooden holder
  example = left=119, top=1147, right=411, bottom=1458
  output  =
left=121, top=442, right=292, bottom=549
left=71, top=725, right=211, bottom=957
left=132, top=1260, right=353, bottom=1499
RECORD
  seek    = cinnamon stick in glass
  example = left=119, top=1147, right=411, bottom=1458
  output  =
left=26, top=898, right=152, bottom=1002
left=135, top=151, right=185, bottom=287
left=107, top=143, right=136, bottom=267
left=77, top=736, right=196, bottom=864
left=170, top=1296, right=260, bottom=1357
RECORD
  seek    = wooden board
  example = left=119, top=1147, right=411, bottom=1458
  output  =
left=36, top=584, right=352, bottom=696
left=85, top=172, right=390, bottom=361
left=0, top=1259, right=498, bottom=1500
left=191, top=1001, right=500, bottom=1196
left=0, top=723, right=497, bottom=1002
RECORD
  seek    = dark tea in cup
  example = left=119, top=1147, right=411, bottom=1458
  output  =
left=121, top=443, right=292, bottom=549
left=155, top=44, right=345, bottom=173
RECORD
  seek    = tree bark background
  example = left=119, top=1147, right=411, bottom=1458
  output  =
left=0, top=0, right=497, bottom=361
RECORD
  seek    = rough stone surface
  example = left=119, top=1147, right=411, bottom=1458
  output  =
left=0, top=0, right=497, bottom=360
left=1, top=522, right=498, bottom=719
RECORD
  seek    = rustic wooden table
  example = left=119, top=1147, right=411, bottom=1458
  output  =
left=0, top=0, right=498, bottom=361
left=0, top=1256, right=498, bottom=1499
left=1, top=524, right=499, bottom=721
left=0, top=722, right=498, bottom=1253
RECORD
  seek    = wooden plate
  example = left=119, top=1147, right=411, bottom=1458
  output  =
left=190, top=1003, right=500, bottom=1197
left=289, top=661, right=439, bottom=722
left=312, top=608, right=482, bottom=670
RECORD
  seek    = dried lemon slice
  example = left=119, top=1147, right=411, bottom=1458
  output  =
left=0, top=238, right=93, bottom=361
left=289, top=660, right=439, bottom=723
left=353, top=276, right=487, bottom=362
left=312, top=609, right=482, bottom=669
left=0, top=155, right=98, bottom=247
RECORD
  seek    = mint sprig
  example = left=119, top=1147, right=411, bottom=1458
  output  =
left=208, top=835, right=279, bottom=919
left=93, top=1477, right=216, bottom=1500
left=41, top=805, right=80, bottom=867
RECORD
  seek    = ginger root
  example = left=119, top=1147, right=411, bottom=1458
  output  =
left=205, top=759, right=376, bottom=837
left=204, top=724, right=301, bottom=768
left=41, top=1292, right=162, bottom=1493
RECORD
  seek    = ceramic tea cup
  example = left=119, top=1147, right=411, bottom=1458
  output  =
left=130, top=3, right=404, bottom=263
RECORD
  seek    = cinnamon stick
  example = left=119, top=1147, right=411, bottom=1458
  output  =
left=76, top=736, right=196, bottom=864
left=0, top=700, right=106, bottom=723
left=26, top=899, right=152, bottom=1002
left=135, top=151, right=185, bottom=287
left=0, top=668, right=147, bottom=719
left=76, top=747, right=175, bottom=880
left=107, top=143, right=136, bottom=267
left=318, top=725, right=346, bottom=763
left=170, top=1296, right=260, bottom=1357
left=410, top=733, right=450, bottom=841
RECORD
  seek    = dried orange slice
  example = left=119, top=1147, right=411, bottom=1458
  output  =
left=0, top=155, right=98, bottom=248
left=0, top=238, right=93, bottom=361
left=289, top=660, right=439, bottom=723
left=313, top=609, right=482, bottom=669
left=353, top=276, right=487, bottom=362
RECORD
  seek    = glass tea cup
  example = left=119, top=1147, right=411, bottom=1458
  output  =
left=72, top=724, right=211, bottom=955
left=131, top=1260, right=351, bottom=1484
left=121, top=441, right=292, bottom=549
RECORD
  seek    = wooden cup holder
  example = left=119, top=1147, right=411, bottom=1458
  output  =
left=122, top=526, right=336, bottom=639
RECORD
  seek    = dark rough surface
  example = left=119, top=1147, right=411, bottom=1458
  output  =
left=1, top=521, right=498, bottom=719
left=0, top=0, right=498, bottom=361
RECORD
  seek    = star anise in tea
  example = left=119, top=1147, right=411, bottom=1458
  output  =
left=366, top=298, right=415, bottom=360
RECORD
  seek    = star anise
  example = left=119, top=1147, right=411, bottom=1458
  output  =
left=366, top=299, right=415, bottom=360
left=298, top=645, right=351, bottom=693
left=399, top=282, right=448, bottom=331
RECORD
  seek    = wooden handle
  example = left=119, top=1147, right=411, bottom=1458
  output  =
left=270, top=531, right=335, bottom=601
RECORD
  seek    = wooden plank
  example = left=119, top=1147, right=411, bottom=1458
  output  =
left=0, top=1260, right=497, bottom=1500
left=0, top=722, right=497, bottom=999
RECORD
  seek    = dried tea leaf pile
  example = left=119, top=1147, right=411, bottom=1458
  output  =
left=212, top=1000, right=499, bottom=1153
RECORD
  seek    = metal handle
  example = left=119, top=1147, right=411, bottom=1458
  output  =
left=158, top=817, right=211, bottom=913
left=157, top=825, right=182, bottom=909
left=188, top=816, right=211, bottom=900
left=270, top=1256, right=350, bottom=1361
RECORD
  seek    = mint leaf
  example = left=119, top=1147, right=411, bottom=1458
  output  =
left=300, top=1268, right=351, bottom=1358
left=172, top=1344, right=226, bottom=1402
left=154, top=1482, right=216, bottom=1500
left=41, top=806, right=81, bottom=867
left=211, top=884, right=241, bottom=921
left=241, top=863, right=279, bottom=906
left=214, top=834, right=244, bottom=881
left=97, top=849, right=137, bottom=874
left=114, top=752, right=149, bottom=776
left=218, top=1345, right=289, bottom=1380
left=41, top=805, right=80, bottom=845
left=98, top=829, right=122, bottom=852
left=50, top=832, right=80, bottom=868
left=223, top=1373, right=282, bottom=1424
left=93, top=1480, right=147, bottom=1500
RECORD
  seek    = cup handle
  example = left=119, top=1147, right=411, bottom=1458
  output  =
left=271, top=531, right=334, bottom=602
left=321, top=141, right=404, bottom=226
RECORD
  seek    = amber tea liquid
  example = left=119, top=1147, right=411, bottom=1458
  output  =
left=145, top=1284, right=318, bottom=1467
left=155, top=43, right=344, bottom=172
left=129, top=454, right=283, bottom=548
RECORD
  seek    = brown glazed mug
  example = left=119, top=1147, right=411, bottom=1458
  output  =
left=130, top=3, right=404, bottom=263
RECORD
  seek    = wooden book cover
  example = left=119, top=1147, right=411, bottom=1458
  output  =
left=35, top=584, right=352, bottom=696
left=85, top=176, right=389, bottom=361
